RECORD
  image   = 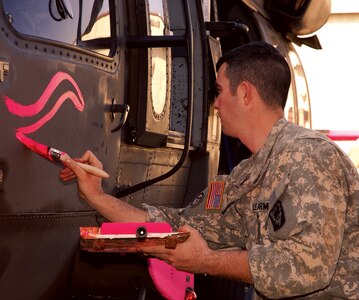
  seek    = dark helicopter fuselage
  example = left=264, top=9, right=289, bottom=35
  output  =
left=0, top=0, right=330, bottom=299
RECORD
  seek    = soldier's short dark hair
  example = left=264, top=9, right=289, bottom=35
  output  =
left=216, top=41, right=291, bottom=109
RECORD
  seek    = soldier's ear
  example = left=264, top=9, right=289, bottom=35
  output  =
left=237, top=81, right=251, bottom=106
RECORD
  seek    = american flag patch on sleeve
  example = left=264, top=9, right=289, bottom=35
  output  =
left=205, top=181, right=225, bottom=210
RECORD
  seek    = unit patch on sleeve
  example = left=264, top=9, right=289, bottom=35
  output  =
left=205, top=181, right=225, bottom=210
left=190, top=192, right=205, bottom=208
left=269, top=200, right=286, bottom=231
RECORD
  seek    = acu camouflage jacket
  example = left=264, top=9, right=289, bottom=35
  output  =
left=144, top=118, right=359, bottom=299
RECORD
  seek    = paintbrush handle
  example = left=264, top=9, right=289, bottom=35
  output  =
left=76, top=162, right=110, bottom=179
left=57, top=151, right=110, bottom=179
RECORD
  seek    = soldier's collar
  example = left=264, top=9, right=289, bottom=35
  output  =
left=248, top=117, right=288, bottom=184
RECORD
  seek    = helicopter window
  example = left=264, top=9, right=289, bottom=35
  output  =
left=148, top=0, right=170, bottom=120
left=2, top=0, right=114, bottom=56
left=148, top=0, right=166, bottom=36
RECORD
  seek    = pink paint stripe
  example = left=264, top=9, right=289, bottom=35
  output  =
left=5, top=71, right=84, bottom=117
left=5, top=71, right=85, bottom=162
left=17, top=91, right=82, bottom=135
left=15, top=131, right=50, bottom=159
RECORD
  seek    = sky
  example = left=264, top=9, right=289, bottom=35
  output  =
left=295, top=0, right=359, bottom=131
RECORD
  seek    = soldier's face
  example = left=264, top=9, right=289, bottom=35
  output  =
left=213, top=64, right=244, bottom=138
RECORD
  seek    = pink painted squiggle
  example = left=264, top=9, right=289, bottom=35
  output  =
left=17, top=91, right=80, bottom=135
left=4, top=71, right=85, bottom=154
left=5, top=71, right=84, bottom=117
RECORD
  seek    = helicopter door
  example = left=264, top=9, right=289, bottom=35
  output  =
left=124, top=0, right=172, bottom=148
left=0, top=2, right=123, bottom=297
left=0, top=0, right=121, bottom=210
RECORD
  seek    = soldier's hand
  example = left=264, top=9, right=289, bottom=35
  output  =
left=140, top=225, right=212, bottom=274
left=60, top=150, right=104, bottom=202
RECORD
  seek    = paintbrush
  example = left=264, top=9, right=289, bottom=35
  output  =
left=16, top=131, right=110, bottom=178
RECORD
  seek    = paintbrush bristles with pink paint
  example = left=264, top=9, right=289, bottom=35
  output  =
left=16, top=131, right=109, bottom=178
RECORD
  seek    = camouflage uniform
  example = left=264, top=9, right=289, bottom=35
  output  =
left=143, top=118, right=359, bottom=299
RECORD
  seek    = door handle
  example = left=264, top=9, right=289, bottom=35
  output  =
left=0, top=60, right=9, bottom=82
left=111, top=103, right=130, bottom=133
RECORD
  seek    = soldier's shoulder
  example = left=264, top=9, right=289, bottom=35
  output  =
left=279, top=124, right=337, bottom=154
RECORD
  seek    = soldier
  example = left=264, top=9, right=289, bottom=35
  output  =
left=60, top=42, right=359, bottom=299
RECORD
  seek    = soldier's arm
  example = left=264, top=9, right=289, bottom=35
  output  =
left=60, top=151, right=147, bottom=222
left=249, top=147, right=347, bottom=298
left=143, top=176, right=249, bottom=250
left=140, top=224, right=253, bottom=283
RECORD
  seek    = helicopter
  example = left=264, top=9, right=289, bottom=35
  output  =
left=0, top=0, right=330, bottom=299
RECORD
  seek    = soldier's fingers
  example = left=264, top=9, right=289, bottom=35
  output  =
left=79, top=150, right=103, bottom=169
